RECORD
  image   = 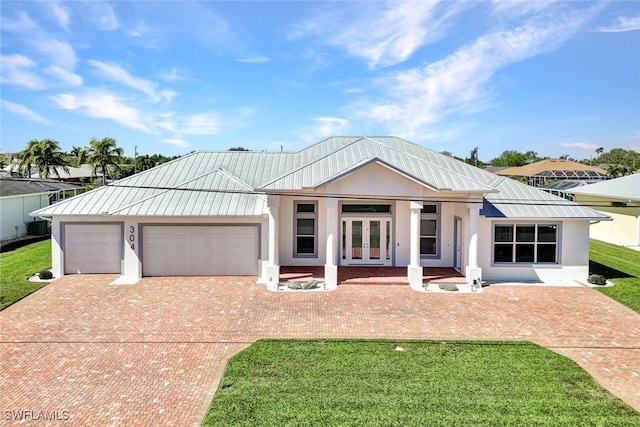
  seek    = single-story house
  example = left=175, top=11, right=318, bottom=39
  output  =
left=567, top=174, right=640, bottom=248
left=31, top=137, right=608, bottom=286
left=495, top=159, right=607, bottom=187
left=1, top=178, right=82, bottom=241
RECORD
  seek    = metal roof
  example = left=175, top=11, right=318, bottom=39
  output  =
left=566, top=174, right=640, bottom=202
left=1, top=178, right=82, bottom=198
left=482, top=177, right=609, bottom=220
left=31, top=137, right=606, bottom=220
left=260, top=137, right=497, bottom=192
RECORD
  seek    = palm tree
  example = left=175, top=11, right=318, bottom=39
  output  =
left=135, top=154, right=156, bottom=172
left=70, top=146, right=89, bottom=167
left=88, top=137, right=124, bottom=185
left=17, top=138, right=70, bottom=178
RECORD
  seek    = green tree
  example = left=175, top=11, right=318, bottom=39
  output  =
left=489, top=150, right=529, bottom=167
left=229, top=146, right=249, bottom=151
left=88, top=137, right=124, bottom=185
left=17, top=138, right=70, bottom=178
left=606, top=164, right=632, bottom=178
left=135, top=154, right=156, bottom=172
left=69, top=146, right=89, bottom=167
left=595, top=148, right=640, bottom=171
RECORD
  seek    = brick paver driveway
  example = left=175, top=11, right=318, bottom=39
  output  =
left=1, top=275, right=639, bottom=425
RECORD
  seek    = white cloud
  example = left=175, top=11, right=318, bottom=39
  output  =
left=160, top=67, right=181, bottom=82
left=0, top=54, right=47, bottom=90
left=33, top=38, right=77, bottom=69
left=491, top=0, right=557, bottom=17
left=0, top=11, right=36, bottom=33
left=558, top=142, right=599, bottom=151
left=358, top=6, right=600, bottom=139
left=127, top=21, right=152, bottom=38
left=161, top=137, right=191, bottom=148
left=89, top=1, right=119, bottom=31
left=51, top=89, right=152, bottom=133
left=236, top=55, right=270, bottom=64
left=45, top=66, right=83, bottom=87
left=181, top=113, right=220, bottom=135
left=302, top=117, right=350, bottom=142
left=598, top=15, right=640, bottom=33
left=88, top=60, right=174, bottom=102
left=291, top=0, right=466, bottom=68
left=1, top=99, right=52, bottom=124
left=49, top=1, right=71, bottom=31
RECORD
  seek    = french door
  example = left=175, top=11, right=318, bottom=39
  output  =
left=341, top=218, right=392, bottom=265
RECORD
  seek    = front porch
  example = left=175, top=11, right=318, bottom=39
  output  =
left=280, top=266, right=465, bottom=286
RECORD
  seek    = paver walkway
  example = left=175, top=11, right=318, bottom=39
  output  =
left=1, top=275, right=639, bottom=426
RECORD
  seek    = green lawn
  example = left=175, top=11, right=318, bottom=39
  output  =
left=204, top=340, right=639, bottom=426
left=0, top=239, right=52, bottom=310
left=589, top=239, right=640, bottom=313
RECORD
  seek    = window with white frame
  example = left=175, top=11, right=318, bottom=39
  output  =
left=493, top=224, right=558, bottom=264
left=420, top=203, right=439, bottom=257
left=294, top=201, right=317, bottom=257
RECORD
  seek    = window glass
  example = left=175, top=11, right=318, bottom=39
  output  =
left=516, top=225, right=535, bottom=242
left=537, top=225, right=557, bottom=242
left=515, top=244, right=535, bottom=262
left=420, top=204, right=439, bottom=257
left=493, top=224, right=558, bottom=264
left=420, top=204, right=437, bottom=214
left=537, top=245, right=557, bottom=263
left=296, top=203, right=315, bottom=213
left=420, top=219, right=437, bottom=236
left=494, top=244, right=513, bottom=263
left=495, top=225, right=513, bottom=242
left=420, top=237, right=437, bottom=255
left=296, top=218, right=315, bottom=236
left=341, top=204, right=391, bottom=213
left=294, top=201, right=317, bottom=257
left=296, top=237, right=315, bottom=254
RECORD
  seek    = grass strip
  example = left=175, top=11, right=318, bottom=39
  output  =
left=0, top=239, right=52, bottom=310
left=205, top=340, right=639, bottom=426
left=590, top=239, right=640, bottom=313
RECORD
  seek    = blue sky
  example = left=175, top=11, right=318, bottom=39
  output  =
left=1, top=1, right=639, bottom=161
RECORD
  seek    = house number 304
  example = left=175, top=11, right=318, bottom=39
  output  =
left=129, top=226, right=135, bottom=250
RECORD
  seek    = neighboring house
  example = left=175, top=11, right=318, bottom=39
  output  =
left=1, top=178, right=82, bottom=241
left=567, top=174, right=640, bottom=248
left=495, top=159, right=607, bottom=187
left=539, top=180, right=591, bottom=200
left=30, top=164, right=102, bottom=183
left=31, top=137, right=607, bottom=286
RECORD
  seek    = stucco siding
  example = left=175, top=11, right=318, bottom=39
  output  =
left=479, top=219, right=590, bottom=282
left=573, top=194, right=640, bottom=247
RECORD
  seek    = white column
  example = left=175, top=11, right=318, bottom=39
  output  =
left=466, top=204, right=482, bottom=288
left=266, top=194, right=280, bottom=285
left=324, top=197, right=338, bottom=287
left=112, top=220, right=142, bottom=285
left=407, top=201, right=423, bottom=287
left=51, top=218, right=63, bottom=278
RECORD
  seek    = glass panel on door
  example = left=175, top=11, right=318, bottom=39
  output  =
left=351, top=220, right=362, bottom=260
left=341, top=218, right=392, bottom=266
left=369, top=220, right=380, bottom=259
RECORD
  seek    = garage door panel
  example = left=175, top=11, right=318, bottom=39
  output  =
left=143, top=225, right=258, bottom=276
left=65, top=224, right=122, bottom=274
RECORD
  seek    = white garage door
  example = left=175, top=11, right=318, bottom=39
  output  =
left=142, top=225, right=258, bottom=276
left=65, top=224, right=122, bottom=274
